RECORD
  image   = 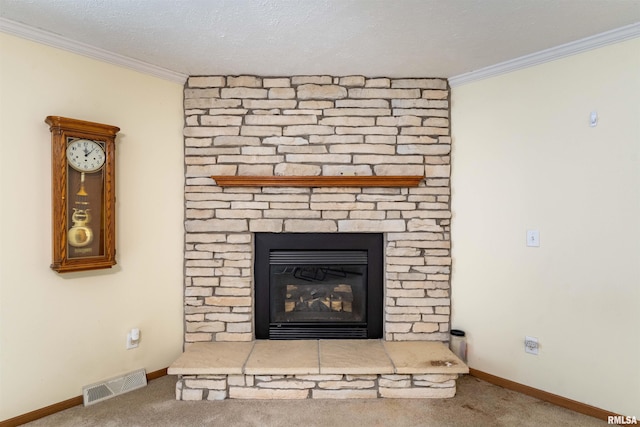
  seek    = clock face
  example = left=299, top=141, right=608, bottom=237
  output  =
left=66, top=139, right=105, bottom=172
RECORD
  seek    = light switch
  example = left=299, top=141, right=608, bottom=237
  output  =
left=526, top=230, right=540, bottom=247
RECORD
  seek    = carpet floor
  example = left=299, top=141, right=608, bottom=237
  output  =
left=24, top=375, right=605, bottom=426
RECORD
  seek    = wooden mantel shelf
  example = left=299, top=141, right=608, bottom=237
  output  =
left=211, top=175, right=424, bottom=188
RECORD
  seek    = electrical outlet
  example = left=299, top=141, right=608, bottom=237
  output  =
left=525, top=336, right=539, bottom=355
left=126, top=328, right=140, bottom=350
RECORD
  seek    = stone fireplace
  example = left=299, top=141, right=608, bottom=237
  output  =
left=183, top=74, right=452, bottom=345
left=172, top=74, right=462, bottom=401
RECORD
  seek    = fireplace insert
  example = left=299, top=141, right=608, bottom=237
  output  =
left=255, top=233, right=383, bottom=339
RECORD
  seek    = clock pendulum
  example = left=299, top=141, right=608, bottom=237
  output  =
left=67, top=172, right=93, bottom=249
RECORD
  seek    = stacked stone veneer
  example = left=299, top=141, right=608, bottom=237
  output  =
left=176, top=373, right=458, bottom=400
left=183, top=75, right=451, bottom=343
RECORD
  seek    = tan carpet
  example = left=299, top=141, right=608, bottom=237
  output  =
left=24, top=375, right=606, bottom=426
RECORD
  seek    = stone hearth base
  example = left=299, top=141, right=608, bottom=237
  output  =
left=169, top=340, right=468, bottom=400
left=176, top=372, right=461, bottom=400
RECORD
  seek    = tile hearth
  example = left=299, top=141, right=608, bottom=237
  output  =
left=169, top=340, right=468, bottom=400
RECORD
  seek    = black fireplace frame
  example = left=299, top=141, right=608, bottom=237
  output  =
left=255, top=233, right=383, bottom=340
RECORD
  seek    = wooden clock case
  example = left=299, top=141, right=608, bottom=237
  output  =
left=45, top=116, right=120, bottom=273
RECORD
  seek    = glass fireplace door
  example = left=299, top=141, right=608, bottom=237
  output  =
left=270, top=260, right=366, bottom=324
left=269, top=250, right=368, bottom=338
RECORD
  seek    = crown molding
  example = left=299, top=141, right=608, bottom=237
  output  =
left=0, top=17, right=188, bottom=84
left=2, top=16, right=637, bottom=87
left=449, top=22, right=640, bottom=87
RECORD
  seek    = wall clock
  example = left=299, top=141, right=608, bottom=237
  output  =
left=45, top=116, right=120, bottom=273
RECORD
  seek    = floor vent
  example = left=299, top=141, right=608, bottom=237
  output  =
left=82, top=368, right=147, bottom=406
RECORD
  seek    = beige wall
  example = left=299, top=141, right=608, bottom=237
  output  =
left=0, top=33, right=184, bottom=420
left=451, top=38, right=640, bottom=416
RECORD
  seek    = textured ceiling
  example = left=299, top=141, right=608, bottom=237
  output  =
left=1, top=0, right=639, bottom=78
